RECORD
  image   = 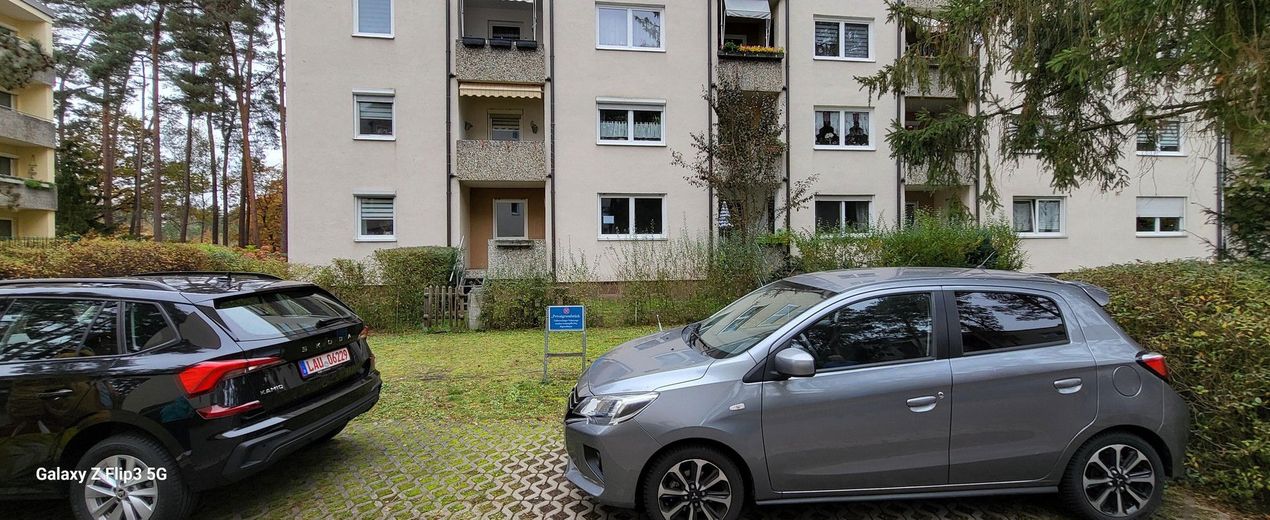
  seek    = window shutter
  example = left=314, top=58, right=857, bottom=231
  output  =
left=1137, top=197, right=1184, bottom=218
left=1157, top=122, right=1181, bottom=151
left=358, top=98, right=393, bottom=121
left=842, top=23, right=869, bottom=58
left=358, top=0, right=392, bottom=34
left=360, top=198, right=394, bottom=219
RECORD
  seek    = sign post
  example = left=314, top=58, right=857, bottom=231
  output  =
left=543, top=305, right=587, bottom=382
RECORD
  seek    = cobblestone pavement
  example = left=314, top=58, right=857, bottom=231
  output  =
left=17, top=419, right=1225, bottom=520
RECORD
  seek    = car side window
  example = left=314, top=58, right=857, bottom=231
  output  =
left=124, top=302, right=177, bottom=352
left=955, top=291, right=1068, bottom=354
left=798, top=293, right=934, bottom=370
left=0, top=299, right=114, bottom=362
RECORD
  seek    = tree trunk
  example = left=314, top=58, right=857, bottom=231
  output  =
left=150, top=5, right=166, bottom=242
left=100, top=92, right=115, bottom=230
left=130, top=64, right=146, bottom=237
left=207, top=113, right=219, bottom=245
left=224, top=21, right=258, bottom=248
left=181, top=104, right=193, bottom=242
left=274, top=3, right=288, bottom=255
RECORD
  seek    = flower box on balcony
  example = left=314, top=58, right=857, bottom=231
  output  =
left=718, top=44, right=785, bottom=60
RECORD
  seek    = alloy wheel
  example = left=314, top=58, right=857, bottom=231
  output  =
left=1082, top=444, right=1156, bottom=517
left=83, top=454, right=159, bottom=520
left=656, top=458, right=732, bottom=520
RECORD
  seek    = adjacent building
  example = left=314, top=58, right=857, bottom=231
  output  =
left=0, top=0, right=57, bottom=239
left=287, top=0, right=1221, bottom=277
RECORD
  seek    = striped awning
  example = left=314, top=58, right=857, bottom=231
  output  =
left=459, top=83, right=542, bottom=99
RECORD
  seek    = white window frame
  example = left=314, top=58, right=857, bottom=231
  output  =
left=597, top=194, right=668, bottom=240
left=595, top=4, right=666, bottom=52
left=355, top=193, right=397, bottom=242
left=493, top=198, right=529, bottom=239
left=1136, top=196, right=1187, bottom=237
left=353, top=0, right=394, bottom=39
left=813, top=107, right=876, bottom=151
left=813, top=17, right=874, bottom=62
left=1135, top=120, right=1184, bottom=157
left=1013, top=197, right=1066, bottom=238
left=353, top=90, right=396, bottom=141
left=596, top=98, right=666, bottom=146
left=815, top=196, right=873, bottom=233
left=488, top=20, right=523, bottom=40
left=488, top=110, right=523, bottom=141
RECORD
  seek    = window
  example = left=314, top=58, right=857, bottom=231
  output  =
left=0, top=91, right=11, bottom=110
left=124, top=302, right=177, bottom=353
left=1136, top=120, right=1182, bottom=154
left=0, top=156, right=14, bottom=177
left=0, top=299, right=116, bottom=362
left=814, top=198, right=870, bottom=232
left=0, top=220, right=11, bottom=239
left=1136, top=197, right=1185, bottom=235
left=354, top=0, right=393, bottom=37
left=214, top=289, right=355, bottom=341
left=797, top=293, right=934, bottom=370
left=597, top=5, right=663, bottom=50
left=815, top=19, right=871, bottom=60
left=494, top=199, right=528, bottom=239
left=1012, top=197, right=1063, bottom=236
left=355, top=93, right=394, bottom=139
left=955, top=291, right=1068, bottom=354
left=356, top=196, right=395, bottom=240
left=489, top=22, right=522, bottom=41
left=815, top=108, right=872, bottom=148
left=489, top=113, right=522, bottom=141
left=600, top=195, right=664, bottom=239
left=597, top=103, right=664, bottom=145
left=695, top=281, right=835, bottom=358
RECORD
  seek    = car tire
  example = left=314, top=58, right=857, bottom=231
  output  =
left=68, top=433, right=196, bottom=520
left=1060, top=432, right=1165, bottom=520
left=640, top=445, right=746, bottom=520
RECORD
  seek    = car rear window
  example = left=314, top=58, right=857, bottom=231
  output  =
left=213, top=289, right=355, bottom=340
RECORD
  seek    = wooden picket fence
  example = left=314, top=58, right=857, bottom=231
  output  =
left=422, top=285, right=467, bottom=330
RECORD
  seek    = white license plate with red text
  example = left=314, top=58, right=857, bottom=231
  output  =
left=298, top=347, right=351, bottom=378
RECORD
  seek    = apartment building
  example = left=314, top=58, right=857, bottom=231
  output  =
left=287, top=0, right=1220, bottom=277
left=0, top=0, right=56, bottom=239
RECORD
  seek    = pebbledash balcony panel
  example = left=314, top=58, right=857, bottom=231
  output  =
left=0, top=177, right=58, bottom=211
left=0, top=109, right=56, bottom=149
left=455, top=140, right=547, bottom=182
left=716, top=54, right=785, bottom=93
left=454, top=40, right=546, bottom=84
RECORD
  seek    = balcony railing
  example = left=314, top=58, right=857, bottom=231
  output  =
left=0, top=176, right=58, bottom=211
left=0, top=108, right=55, bottom=149
left=904, top=154, right=976, bottom=186
left=455, top=140, right=546, bottom=182
left=716, top=49, right=785, bottom=93
left=454, top=39, right=546, bottom=84
left=905, top=66, right=959, bottom=98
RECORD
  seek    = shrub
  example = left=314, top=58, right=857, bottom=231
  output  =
left=792, top=212, right=1026, bottom=272
left=1064, top=261, right=1270, bottom=510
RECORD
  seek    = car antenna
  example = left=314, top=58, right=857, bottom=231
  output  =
left=975, top=249, right=998, bottom=270
left=657, top=315, right=663, bottom=332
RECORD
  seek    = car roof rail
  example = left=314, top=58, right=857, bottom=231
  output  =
left=0, top=278, right=178, bottom=291
left=132, top=271, right=284, bottom=283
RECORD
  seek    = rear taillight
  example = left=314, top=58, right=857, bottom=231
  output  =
left=178, top=357, right=283, bottom=397
left=1137, top=352, right=1170, bottom=381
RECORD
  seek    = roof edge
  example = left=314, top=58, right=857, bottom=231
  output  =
left=19, top=0, right=55, bottom=21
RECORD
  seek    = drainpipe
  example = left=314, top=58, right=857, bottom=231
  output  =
left=549, top=0, right=558, bottom=276
left=783, top=0, right=791, bottom=246
left=895, top=17, right=903, bottom=227
left=708, top=0, right=715, bottom=250
left=1216, top=129, right=1226, bottom=259
left=446, top=0, right=454, bottom=247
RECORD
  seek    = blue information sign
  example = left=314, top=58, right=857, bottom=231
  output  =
left=547, top=305, right=586, bottom=332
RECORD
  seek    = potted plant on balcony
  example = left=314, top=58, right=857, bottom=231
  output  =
left=719, top=42, right=785, bottom=60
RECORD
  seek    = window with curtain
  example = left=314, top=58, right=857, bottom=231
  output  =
left=355, top=0, right=392, bottom=36
left=814, top=199, right=871, bottom=232
left=814, top=19, right=871, bottom=59
left=489, top=113, right=521, bottom=141
left=355, top=94, right=394, bottom=137
left=597, top=5, right=662, bottom=50
left=1012, top=198, right=1063, bottom=235
left=600, top=195, right=664, bottom=238
left=1136, top=197, right=1185, bottom=234
left=357, top=196, right=395, bottom=239
left=815, top=108, right=870, bottom=148
left=1136, top=120, right=1182, bottom=153
left=597, top=104, right=664, bottom=144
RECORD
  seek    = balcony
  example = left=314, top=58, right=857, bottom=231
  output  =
left=0, top=108, right=55, bottom=149
left=455, top=140, right=546, bottom=182
left=717, top=50, right=784, bottom=92
left=904, top=154, right=975, bottom=186
left=0, top=176, right=57, bottom=211
left=904, top=66, right=958, bottom=98
left=454, top=40, right=545, bottom=84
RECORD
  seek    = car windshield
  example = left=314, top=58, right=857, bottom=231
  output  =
left=213, top=288, right=355, bottom=340
left=693, top=281, right=835, bottom=357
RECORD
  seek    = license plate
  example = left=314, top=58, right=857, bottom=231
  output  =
left=298, top=347, right=351, bottom=378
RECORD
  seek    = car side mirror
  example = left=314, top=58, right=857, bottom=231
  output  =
left=774, top=347, right=816, bottom=378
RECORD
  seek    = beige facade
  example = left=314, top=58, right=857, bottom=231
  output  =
left=0, top=0, right=56, bottom=239
left=287, top=0, right=1221, bottom=277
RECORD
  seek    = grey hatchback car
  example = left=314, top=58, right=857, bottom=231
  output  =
left=564, top=268, right=1187, bottom=520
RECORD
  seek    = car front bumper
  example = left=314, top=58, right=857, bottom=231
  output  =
left=563, top=417, right=662, bottom=509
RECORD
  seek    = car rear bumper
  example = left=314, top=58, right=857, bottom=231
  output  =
left=563, top=418, right=661, bottom=509
left=185, top=371, right=382, bottom=491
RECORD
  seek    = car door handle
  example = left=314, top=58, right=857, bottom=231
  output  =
left=37, top=388, right=75, bottom=399
left=906, top=395, right=938, bottom=412
left=1054, top=377, right=1083, bottom=394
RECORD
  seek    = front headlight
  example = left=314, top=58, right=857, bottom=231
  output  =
left=571, top=392, right=659, bottom=426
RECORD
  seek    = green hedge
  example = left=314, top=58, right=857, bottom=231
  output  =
left=791, top=212, right=1025, bottom=272
left=1064, top=261, right=1270, bottom=511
